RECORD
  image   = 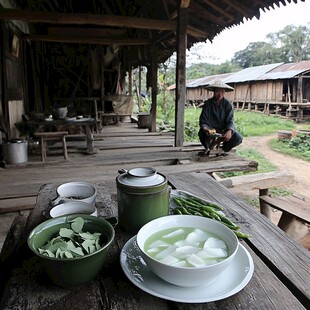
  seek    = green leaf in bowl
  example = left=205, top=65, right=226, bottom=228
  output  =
left=82, top=239, right=96, bottom=254
left=71, top=217, right=84, bottom=233
left=71, top=247, right=85, bottom=256
left=36, top=217, right=103, bottom=258
left=59, top=228, right=75, bottom=238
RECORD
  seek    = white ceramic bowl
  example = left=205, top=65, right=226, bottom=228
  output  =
left=136, top=215, right=239, bottom=287
left=51, top=182, right=97, bottom=206
left=50, top=201, right=98, bottom=218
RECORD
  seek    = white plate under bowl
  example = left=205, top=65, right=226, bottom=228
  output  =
left=50, top=201, right=98, bottom=218
left=120, top=236, right=254, bottom=303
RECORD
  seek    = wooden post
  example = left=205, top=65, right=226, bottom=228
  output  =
left=100, top=46, right=105, bottom=112
left=259, top=188, right=272, bottom=220
left=287, top=81, right=291, bottom=116
left=138, top=66, right=142, bottom=111
left=149, top=47, right=157, bottom=132
left=128, top=62, right=132, bottom=96
left=175, top=1, right=188, bottom=147
left=297, top=75, right=303, bottom=103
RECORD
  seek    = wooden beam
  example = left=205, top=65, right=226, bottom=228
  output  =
left=203, top=0, right=235, bottom=20
left=0, top=8, right=176, bottom=31
left=23, top=34, right=152, bottom=45
left=189, top=1, right=228, bottom=26
left=48, top=27, right=127, bottom=37
left=181, top=0, right=191, bottom=8
left=222, top=0, right=252, bottom=18
left=0, top=8, right=205, bottom=38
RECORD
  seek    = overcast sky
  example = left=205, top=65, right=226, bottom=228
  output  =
left=188, top=0, right=310, bottom=65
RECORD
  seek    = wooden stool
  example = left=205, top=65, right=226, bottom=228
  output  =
left=34, top=131, right=68, bottom=162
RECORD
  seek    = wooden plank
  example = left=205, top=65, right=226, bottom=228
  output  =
left=0, top=196, right=36, bottom=213
left=217, top=170, right=295, bottom=190
left=259, top=195, right=310, bottom=223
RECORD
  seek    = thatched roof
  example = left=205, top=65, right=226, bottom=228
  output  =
left=0, top=0, right=306, bottom=67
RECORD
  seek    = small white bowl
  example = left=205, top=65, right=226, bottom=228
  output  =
left=50, top=201, right=97, bottom=218
left=51, top=182, right=97, bottom=206
left=136, top=215, right=239, bottom=287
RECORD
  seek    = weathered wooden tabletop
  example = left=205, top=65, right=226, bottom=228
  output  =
left=0, top=172, right=309, bottom=309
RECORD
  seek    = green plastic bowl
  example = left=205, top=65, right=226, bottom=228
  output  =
left=27, top=214, right=115, bottom=287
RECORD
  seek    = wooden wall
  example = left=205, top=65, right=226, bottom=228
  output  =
left=1, top=21, right=27, bottom=139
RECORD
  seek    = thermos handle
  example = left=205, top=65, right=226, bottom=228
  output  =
left=105, top=216, right=118, bottom=227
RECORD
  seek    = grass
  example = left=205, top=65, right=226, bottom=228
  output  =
left=269, top=137, right=310, bottom=161
left=218, top=148, right=277, bottom=178
left=184, top=109, right=296, bottom=141
left=234, top=111, right=296, bottom=137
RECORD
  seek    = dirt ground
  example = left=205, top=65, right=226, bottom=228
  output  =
left=236, top=133, right=310, bottom=250
left=239, top=133, right=310, bottom=199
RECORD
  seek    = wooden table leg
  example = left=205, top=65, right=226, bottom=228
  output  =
left=39, top=137, right=46, bottom=162
left=259, top=189, right=272, bottom=220
left=84, top=125, right=98, bottom=155
left=62, top=136, right=68, bottom=159
left=278, top=213, right=306, bottom=240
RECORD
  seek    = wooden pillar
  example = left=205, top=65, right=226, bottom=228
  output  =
left=149, top=47, right=158, bottom=132
left=175, top=0, right=189, bottom=147
left=100, top=46, right=105, bottom=112
left=297, top=75, right=303, bottom=103
left=128, top=62, right=132, bottom=96
left=138, top=66, right=142, bottom=111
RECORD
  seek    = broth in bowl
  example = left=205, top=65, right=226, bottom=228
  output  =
left=144, top=227, right=228, bottom=267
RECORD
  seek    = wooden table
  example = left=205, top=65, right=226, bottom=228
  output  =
left=1, top=172, right=309, bottom=309
left=31, top=118, right=97, bottom=154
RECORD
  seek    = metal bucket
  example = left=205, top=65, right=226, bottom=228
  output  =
left=2, top=140, right=28, bottom=164
left=116, top=167, right=170, bottom=233
left=138, top=112, right=150, bottom=128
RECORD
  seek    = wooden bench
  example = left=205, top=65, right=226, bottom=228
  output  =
left=34, top=131, right=68, bottom=162
left=213, top=170, right=295, bottom=193
left=259, top=194, right=309, bottom=239
left=214, top=170, right=309, bottom=241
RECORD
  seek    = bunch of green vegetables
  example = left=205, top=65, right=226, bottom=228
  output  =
left=172, top=193, right=250, bottom=239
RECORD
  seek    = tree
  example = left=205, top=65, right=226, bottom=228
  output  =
left=275, top=25, right=310, bottom=62
left=232, top=24, right=310, bottom=68
left=232, top=42, right=276, bottom=68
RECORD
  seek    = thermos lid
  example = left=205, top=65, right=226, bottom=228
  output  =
left=117, top=167, right=166, bottom=187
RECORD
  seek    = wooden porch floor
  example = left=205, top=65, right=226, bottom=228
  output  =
left=1, top=120, right=257, bottom=198
left=0, top=120, right=257, bottom=250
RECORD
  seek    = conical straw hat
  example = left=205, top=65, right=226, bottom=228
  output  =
left=205, top=80, right=234, bottom=92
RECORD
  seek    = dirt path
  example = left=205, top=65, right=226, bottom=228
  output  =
left=239, top=133, right=310, bottom=199
left=237, top=134, right=310, bottom=250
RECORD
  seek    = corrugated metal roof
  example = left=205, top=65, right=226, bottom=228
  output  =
left=224, top=63, right=283, bottom=83
left=258, top=61, right=310, bottom=80
left=167, top=60, right=310, bottom=90
left=186, top=73, right=233, bottom=88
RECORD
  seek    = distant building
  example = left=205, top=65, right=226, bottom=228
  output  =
left=168, top=61, right=310, bottom=122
